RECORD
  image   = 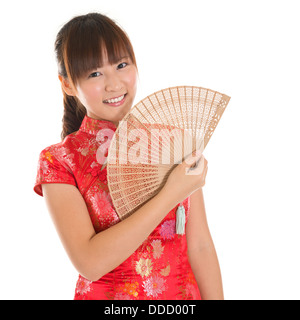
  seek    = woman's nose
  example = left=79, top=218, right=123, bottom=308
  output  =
left=105, top=74, right=123, bottom=92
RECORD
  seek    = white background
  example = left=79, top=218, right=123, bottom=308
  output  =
left=0, top=0, right=299, bottom=300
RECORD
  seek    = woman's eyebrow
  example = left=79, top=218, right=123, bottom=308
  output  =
left=117, top=55, right=130, bottom=61
left=90, top=56, right=131, bottom=70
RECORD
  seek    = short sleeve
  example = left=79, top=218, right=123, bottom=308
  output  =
left=34, top=146, right=77, bottom=197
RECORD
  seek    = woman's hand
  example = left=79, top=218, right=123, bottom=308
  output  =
left=162, top=150, right=208, bottom=203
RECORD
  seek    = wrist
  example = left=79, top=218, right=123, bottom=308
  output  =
left=158, top=185, right=181, bottom=209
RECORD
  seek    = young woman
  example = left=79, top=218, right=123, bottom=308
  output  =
left=34, top=12, right=223, bottom=300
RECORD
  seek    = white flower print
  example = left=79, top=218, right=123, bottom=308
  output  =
left=143, top=275, right=167, bottom=298
left=39, top=160, right=49, bottom=175
left=90, top=189, right=113, bottom=217
left=51, top=146, right=75, bottom=171
left=151, top=240, right=164, bottom=259
left=75, top=276, right=92, bottom=296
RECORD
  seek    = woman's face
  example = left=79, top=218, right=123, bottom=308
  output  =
left=73, top=52, right=138, bottom=126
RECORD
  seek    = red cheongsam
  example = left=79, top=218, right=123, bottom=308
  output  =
left=34, top=115, right=201, bottom=300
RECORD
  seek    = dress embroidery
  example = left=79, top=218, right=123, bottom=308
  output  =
left=34, top=115, right=201, bottom=300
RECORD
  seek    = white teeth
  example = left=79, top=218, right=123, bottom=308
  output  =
left=105, top=95, right=125, bottom=104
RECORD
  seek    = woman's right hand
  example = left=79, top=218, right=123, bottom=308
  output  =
left=162, top=150, right=208, bottom=203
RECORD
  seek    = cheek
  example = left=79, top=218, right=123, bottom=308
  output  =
left=78, top=83, right=103, bottom=104
left=126, top=69, right=138, bottom=93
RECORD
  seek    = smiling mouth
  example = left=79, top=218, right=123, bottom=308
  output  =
left=103, top=94, right=126, bottom=104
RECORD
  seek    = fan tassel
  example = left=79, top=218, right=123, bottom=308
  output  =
left=176, top=203, right=185, bottom=235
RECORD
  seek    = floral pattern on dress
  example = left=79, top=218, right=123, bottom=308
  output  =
left=75, top=275, right=92, bottom=297
left=114, top=281, right=139, bottom=300
left=159, top=220, right=176, bottom=240
left=151, top=240, right=164, bottom=259
left=114, top=292, right=132, bottom=300
left=143, top=275, right=167, bottom=298
left=85, top=185, right=119, bottom=232
left=39, top=160, right=49, bottom=174
left=135, top=258, right=153, bottom=278
left=86, top=161, right=108, bottom=183
left=90, top=189, right=113, bottom=217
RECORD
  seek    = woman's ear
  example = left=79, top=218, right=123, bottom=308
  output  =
left=58, top=75, right=76, bottom=96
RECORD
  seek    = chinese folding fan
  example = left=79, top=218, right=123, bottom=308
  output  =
left=106, top=86, right=230, bottom=220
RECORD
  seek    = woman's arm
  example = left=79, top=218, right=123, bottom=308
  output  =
left=43, top=183, right=176, bottom=281
left=43, top=152, right=207, bottom=281
left=186, top=188, right=224, bottom=300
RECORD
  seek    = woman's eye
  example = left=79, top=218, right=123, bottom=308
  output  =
left=117, top=62, right=128, bottom=69
left=89, top=72, right=101, bottom=78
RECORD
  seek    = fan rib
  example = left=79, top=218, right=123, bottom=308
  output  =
left=166, top=88, right=186, bottom=161
left=159, top=90, right=177, bottom=130
left=127, top=112, right=158, bottom=163
left=204, top=91, right=217, bottom=147
left=176, top=87, right=185, bottom=159
left=199, top=88, right=208, bottom=138
left=146, top=92, right=183, bottom=164
left=191, top=86, right=196, bottom=151
left=167, top=88, right=181, bottom=131
left=204, top=95, right=229, bottom=147
left=153, top=92, right=172, bottom=128
left=134, top=105, right=164, bottom=162
left=158, top=90, right=181, bottom=160
left=113, top=183, right=162, bottom=211
left=111, top=174, right=160, bottom=185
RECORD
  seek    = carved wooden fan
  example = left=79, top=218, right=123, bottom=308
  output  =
left=106, top=86, right=230, bottom=220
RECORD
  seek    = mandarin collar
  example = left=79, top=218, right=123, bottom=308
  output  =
left=79, top=115, right=117, bottom=135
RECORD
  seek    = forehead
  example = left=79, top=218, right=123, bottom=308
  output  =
left=101, top=38, right=132, bottom=63
left=98, top=47, right=130, bottom=66
left=99, top=50, right=130, bottom=67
